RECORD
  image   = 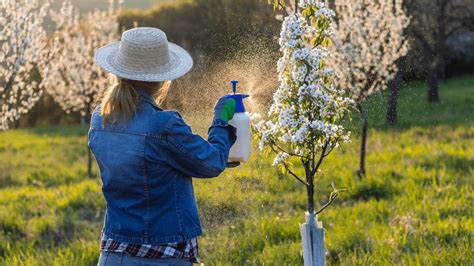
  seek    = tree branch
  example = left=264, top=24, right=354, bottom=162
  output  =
left=449, top=4, right=473, bottom=18
left=269, top=144, right=309, bottom=187
left=446, top=25, right=466, bottom=39
left=323, top=137, right=340, bottom=157
left=284, top=160, right=309, bottom=187
left=315, top=184, right=346, bottom=215
left=2, top=72, right=17, bottom=97
left=277, top=0, right=290, bottom=16
left=409, top=28, right=434, bottom=55
left=311, top=142, right=328, bottom=176
left=271, top=140, right=311, bottom=160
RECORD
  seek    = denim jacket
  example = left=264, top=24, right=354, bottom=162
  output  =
left=88, top=88, right=237, bottom=245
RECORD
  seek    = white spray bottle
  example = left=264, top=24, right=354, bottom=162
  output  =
left=226, top=80, right=251, bottom=166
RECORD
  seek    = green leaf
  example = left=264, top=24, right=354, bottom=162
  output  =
left=323, top=37, right=333, bottom=47
left=278, top=163, right=287, bottom=174
left=302, top=8, right=310, bottom=17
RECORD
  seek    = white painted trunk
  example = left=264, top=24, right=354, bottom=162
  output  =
left=300, top=212, right=325, bottom=266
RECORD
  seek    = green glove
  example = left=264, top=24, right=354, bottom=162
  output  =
left=213, top=97, right=236, bottom=122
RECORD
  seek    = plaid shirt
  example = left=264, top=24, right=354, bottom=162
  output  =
left=100, top=234, right=199, bottom=263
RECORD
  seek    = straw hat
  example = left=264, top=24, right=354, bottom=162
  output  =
left=94, top=27, right=193, bottom=82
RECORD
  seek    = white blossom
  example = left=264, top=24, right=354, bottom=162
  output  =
left=253, top=2, right=352, bottom=167
left=328, top=0, right=410, bottom=104
left=273, top=152, right=290, bottom=166
left=39, top=0, right=121, bottom=118
left=299, top=0, right=333, bottom=18
left=0, top=0, right=50, bottom=130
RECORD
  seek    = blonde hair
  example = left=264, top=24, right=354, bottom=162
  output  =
left=101, top=76, right=172, bottom=126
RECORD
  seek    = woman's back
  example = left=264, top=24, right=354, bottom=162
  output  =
left=89, top=88, right=235, bottom=245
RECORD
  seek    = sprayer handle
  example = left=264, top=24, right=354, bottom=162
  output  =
left=230, top=80, right=239, bottom=94
left=226, top=161, right=241, bottom=168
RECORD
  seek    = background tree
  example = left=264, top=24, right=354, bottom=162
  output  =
left=406, top=0, right=474, bottom=102
left=328, top=0, right=410, bottom=177
left=385, top=59, right=405, bottom=125
left=0, top=0, right=50, bottom=130
left=40, top=0, right=121, bottom=177
left=256, top=0, right=352, bottom=264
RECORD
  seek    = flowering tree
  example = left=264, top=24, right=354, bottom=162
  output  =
left=40, top=0, right=121, bottom=177
left=256, top=0, right=352, bottom=218
left=41, top=0, right=120, bottom=120
left=328, top=0, right=410, bottom=177
left=255, top=1, right=353, bottom=263
left=0, top=0, right=50, bottom=130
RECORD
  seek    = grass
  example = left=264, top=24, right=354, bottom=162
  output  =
left=0, top=75, right=473, bottom=265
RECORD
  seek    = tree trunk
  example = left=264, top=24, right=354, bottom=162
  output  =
left=13, top=119, right=21, bottom=129
left=386, top=70, right=402, bottom=125
left=301, top=162, right=324, bottom=265
left=440, top=58, right=448, bottom=83
left=87, top=146, right=93, bottom=178
left=82, top=104, right=93, bottom=178
left=427, top=68, right=440, bottom=102
left=81, top=114, right=93, bottom=178
left=304, top=162, right=314, bottom=213
left=357, top=104, right=368, bottom=178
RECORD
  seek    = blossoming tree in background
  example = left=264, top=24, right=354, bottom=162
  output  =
left=406, top=0, right=474, bottom=103
left=0, top=0, right=50, bottom=130
left=256, top=1, right=353, bottom=264
left=328, top=0, right=410, bottom=177
left=40, top=0, right=121, bottom=177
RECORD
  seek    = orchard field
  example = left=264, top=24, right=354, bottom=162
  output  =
left=0, top=76, right=473, bottom=265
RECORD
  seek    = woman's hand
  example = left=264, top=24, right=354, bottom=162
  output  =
left=213, top=96, right=236, bottom=123
left=213, top=96, right=240, bottom=168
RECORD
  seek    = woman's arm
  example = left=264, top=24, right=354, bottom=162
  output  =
left=160, top=111, right=237, bottom=178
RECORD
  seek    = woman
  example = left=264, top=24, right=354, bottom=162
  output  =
left=90, top=27, right=237, bottom=265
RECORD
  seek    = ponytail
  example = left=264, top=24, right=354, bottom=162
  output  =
left=155, top=80, right=172, bottom=105
left=101, top=78, right=138, bottom=126
left=100, top=77, right=171, bottom=126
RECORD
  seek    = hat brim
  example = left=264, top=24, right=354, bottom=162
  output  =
left=94, top=41, right=193, bottom=82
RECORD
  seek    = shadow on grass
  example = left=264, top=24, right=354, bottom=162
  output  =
left=422, top=154, right=474, bottom=175
left=347, top=75, right=474, bottom=133
left=347, top=177, right=397, bottom=202
left=327, top=231, right=373, bottom=264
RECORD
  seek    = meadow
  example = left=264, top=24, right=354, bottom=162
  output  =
left=0, top=75, right=473, bottom=265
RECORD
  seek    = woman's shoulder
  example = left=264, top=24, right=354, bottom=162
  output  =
left=148, top=110, right=189, bottom=135
left=89, top=105, right=102, bottom=129
left=149, top=109, right=181, bottom=124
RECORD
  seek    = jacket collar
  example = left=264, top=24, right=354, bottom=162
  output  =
left=135, top=87, right=163, bottom=111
